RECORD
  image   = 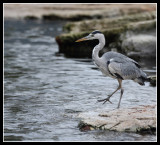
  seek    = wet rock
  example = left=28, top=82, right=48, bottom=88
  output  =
left=147, top=75, right=156, bottom=86
left=55, top=31, right=94, bottom=58
left=121, top=35, right=156, bottom=58
left=77, top=105, right=156, bottom=134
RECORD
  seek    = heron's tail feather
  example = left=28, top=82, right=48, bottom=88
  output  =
left=137, top=77, right=146, bottom=86
left=135, top=70, right=148, bottom=86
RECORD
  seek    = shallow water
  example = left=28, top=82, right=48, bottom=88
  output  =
left=4, top=19, right=156, bottom=141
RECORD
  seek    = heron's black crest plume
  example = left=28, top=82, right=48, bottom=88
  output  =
left=91, top=30, right=102, bottom=35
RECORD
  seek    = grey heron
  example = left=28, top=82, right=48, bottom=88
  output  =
left=76, top=30, right=147, bottom=108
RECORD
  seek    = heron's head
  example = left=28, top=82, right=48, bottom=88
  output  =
left=75, top=30, right=104, bottom=42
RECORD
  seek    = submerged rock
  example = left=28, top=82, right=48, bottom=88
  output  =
left=77, top=105, right=156, bottom=134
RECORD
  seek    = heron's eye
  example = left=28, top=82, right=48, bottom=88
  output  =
left=90, top=34, right=94, bottom=37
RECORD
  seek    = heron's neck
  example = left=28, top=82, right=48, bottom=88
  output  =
left=92, top=36, right=105, bottom=65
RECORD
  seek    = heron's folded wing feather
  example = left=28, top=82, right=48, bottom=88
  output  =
left=103, top=51, right=141, bottom=68
left=108, top=59, right=141, bottom=80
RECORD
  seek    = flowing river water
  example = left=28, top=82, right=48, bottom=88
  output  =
left=4, top=19, right=156, bottom=141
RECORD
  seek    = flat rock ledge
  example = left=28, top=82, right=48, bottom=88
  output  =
left=77, top=105, right=156, bottom=134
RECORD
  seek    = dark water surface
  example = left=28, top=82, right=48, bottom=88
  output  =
left=4, top=19, right=156, bottom=141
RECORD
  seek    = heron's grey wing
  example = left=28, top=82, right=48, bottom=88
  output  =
left=108, top=58, right=141, bottom=80
left=103, top=51, right=141, bottom=68
left=123, top=56, right=141, bottom=68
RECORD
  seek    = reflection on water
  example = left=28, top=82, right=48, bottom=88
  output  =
left=4, top=19, right=156, bottom=141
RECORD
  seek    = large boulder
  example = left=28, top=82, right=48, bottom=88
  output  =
left=121, top=35, right=156, bottom=58
left=77, top=105, right=156, bottom=134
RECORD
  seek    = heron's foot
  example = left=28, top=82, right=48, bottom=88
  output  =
left=97, top=97, right=112, bottom=104
left=107, top=94, right=112, bottom=97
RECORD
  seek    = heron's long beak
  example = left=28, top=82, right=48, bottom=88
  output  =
left=75, top=35, right=91, bottom=42
left=75, top=37, right=88, bottom=42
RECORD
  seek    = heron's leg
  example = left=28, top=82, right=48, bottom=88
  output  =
left=98, top=79, right=122, bottom=104
left=108, top=79, right=122, bottom=97
left=117, top=88, right=124, bottom=109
